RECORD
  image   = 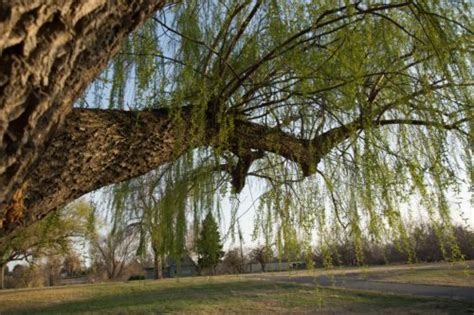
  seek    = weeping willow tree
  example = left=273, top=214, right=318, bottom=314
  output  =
left=110, top=157, right=222, bottom=278
left=1, top=1, right=472, bottom=263
left=0, top=200, right=95, bottom=289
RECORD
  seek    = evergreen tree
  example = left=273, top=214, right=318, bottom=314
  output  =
left=196, top=212, right=223, bottom=275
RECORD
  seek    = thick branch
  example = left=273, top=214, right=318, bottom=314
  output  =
left=11, top=108, right=197, bottom=234
left=1, top=107, right=468, bottom=242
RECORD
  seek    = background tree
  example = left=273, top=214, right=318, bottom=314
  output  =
left=114, top=166, right=197, bottom=279
left=63, top=252, right=83, bottom=277
left=249, top=245, right=274, bottom=273
left=222, top=247, right=246, bottom=274
left=93, top=226, right=138, bottom=281
left=7, top=264, right=45, bottom=289
left=44, top=254, right=63, bottom=287
left=196, top=212, right=223, bottom=275
left=0, top=200, right=94, bottom=289
left=453, top=225, right=474, bottom=260
left=311, top=223, right=474, bottom=267
left=112, top=159, right=224, bottom=279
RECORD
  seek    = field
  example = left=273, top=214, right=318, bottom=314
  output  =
left=0, top=262, right=473, bottom=314
left=287, top=261, right=474, bottom=287
left=366, top=266, right=474, bottom=287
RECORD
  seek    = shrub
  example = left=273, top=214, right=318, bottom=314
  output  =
left=128, top=275, right=145, bottom=281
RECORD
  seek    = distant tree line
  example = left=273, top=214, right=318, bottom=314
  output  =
left=2, top=197, right=472, bottom=289
left=312, top=223, right=474, bottom=267
left=220, top=224, right=474, bottom=273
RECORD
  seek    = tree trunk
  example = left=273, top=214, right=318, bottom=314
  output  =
left=154, top=253, right=163, bottom=280
left=108, top=260, right=115, bottom=280
left=48, top=267, right=54, bottom=287
left=0, top=263, right=5, bottom=289
left=4, top=108, right=197, bottom=237
left=0, top=0, right=170, bottom=221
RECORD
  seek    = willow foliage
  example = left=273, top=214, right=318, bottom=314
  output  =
left=0, top=200, right=96, bottom=266
left=94, top=1, right=472, bottom=263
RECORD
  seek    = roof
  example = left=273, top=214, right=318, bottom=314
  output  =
left=144, top=254, right=197, bottom=269
left=165, top=254, right=197, bottom=268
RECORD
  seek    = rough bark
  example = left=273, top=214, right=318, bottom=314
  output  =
left=17, top=108, right=196, bottom=233
left=0, top=0, right=170, bottom=219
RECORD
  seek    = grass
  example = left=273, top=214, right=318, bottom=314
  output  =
left=371, top=267, right=474, bottom=287
left=0, top=274, right=473, bottom=314
left=282, top=260, right=474, bottom=287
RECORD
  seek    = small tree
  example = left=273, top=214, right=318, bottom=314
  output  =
left=93, top=227, right=138, bottom=280
left=45, top=255, right=63, bottom=286
left=249, top=245, right=273, bottom=273
left=63, top=253, right=82, bottom=277
left=222, top=247, right=246, bottom=274
left=196, top=212, right=223, bottom=275
left=0, top=200, right=94, bottom=289
left=9, top=264, right=45, bottom=289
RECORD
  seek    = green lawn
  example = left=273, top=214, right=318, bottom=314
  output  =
left=0, top=274, right=472, bottom=314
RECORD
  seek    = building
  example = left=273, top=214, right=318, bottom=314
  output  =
left=144, top=254, right=198, bottom=279
left=243, top=261, right=307, bottom=273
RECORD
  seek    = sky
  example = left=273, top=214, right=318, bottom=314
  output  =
left=217, top=180, right=473, bottom=250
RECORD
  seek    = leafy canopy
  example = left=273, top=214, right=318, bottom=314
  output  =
left=0, top=200, right=95, bottom=266
left=93, top=1, right=472, bottom=262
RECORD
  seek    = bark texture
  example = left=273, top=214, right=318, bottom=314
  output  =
left=18, top=108, right=196, bottom=234
left=0, top=0, right=169, bottom=220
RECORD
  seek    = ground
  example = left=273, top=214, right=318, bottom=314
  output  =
left=0, top=261, right=472, bottom=314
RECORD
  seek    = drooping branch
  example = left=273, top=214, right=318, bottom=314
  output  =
left=0, top=0, right=172, bottom=215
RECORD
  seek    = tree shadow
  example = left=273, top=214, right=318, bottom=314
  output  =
left=6, top=279, right=300, bottom=314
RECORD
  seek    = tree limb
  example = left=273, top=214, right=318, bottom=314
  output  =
left=0, top=100, right=469, bottom=246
